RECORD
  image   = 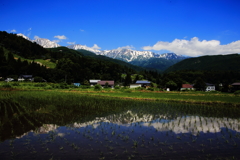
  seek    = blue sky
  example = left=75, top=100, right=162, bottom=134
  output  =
left=1, top=0, right=240, bottom=56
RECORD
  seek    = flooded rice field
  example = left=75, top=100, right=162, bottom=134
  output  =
left=0, top=91, right=240, bottom=159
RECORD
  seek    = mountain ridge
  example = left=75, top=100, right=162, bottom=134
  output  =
left=17, top=33, right=188, bottom=62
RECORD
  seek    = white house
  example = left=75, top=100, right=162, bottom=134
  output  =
left=135, top=80, right=151, bottom=88
left=130, top=84, right=141, bottom=89
left=5, top=78, right=14, bottom=82
left=89, top=80, right=101, bottom=86
left=205, top=83, right=215, bottom=91
left=18, top=75, right=33, bottom=81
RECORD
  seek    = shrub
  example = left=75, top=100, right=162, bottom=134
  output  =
left=94, top=84, right=102, bottom=90
left=1, top=83, right=12, bottom=88
left=44, top=85, right=52, bottom=89
left=34, top=83, right=47, bottom=87
left=114, top=85, right=120, bottom=89
left=124, top=89, right=132, bottom=93
left=34, top=76, right=43, bottom=82
left=147, top=87, right=154, bottom=91
left=234, top=90, right=240, bottom=96
left=135, top=87, right=145, bottom=91
left=80, top=85, right=90, bottom=89
left=60, top=82, right=69, bottom=89
left=12, top=82, right=20, bottom=86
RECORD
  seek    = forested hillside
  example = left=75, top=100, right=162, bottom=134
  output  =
left=130, top=58, right=182, bottom=72
left=165, top=54, right=240, bottom=72
left=0, top=31, right=159, bottom=84
left=1, top=31, right=240, bottom=91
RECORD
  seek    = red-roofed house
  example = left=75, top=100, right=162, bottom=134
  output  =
left=181, top=84, right=194, bottom=91
left=231, top=82, right=240, bottom=92
left=97, top=80, right=115, bottom=88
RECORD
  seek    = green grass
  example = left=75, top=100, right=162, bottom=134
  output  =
left=13, top=54, right=56, bottom=68
left=75, top=90, right=240, bottom=105
left=0, top=81, right=239, bottom=106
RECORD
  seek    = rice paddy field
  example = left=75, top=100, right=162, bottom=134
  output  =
left=1, top=89, right=240, bottom=159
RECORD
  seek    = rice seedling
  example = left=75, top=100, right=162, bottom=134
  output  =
left=0, top=90, right=240, bottom=159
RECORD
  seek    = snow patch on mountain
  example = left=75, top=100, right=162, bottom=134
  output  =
left=17, top=33, right=60, bottom=48
left=67, top=44, right=102, bottom=54
left=17, top=33, right=31, bottom=41
left=33, top=37, right=60, bottom=48
left=67, top=44, right=188, bottom=62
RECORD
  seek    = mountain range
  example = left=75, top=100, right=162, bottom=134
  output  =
left=17, top=33, right=188, bottom=71
left=1, top=31, right=240, bottom=88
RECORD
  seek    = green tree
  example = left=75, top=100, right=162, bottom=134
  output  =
left=104, top=82, right=109, bottom=88
left=34, top=76, right=43, bottom=82
left=124, top=73, right=132, bottom=86
left=166, top=80, right=177, bottom=91
left=194, top=77, right=206, bottom=91
left=94, top=84, right=102, bottom=90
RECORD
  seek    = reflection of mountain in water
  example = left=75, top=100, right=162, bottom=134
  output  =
left=67, top=110, right=240, bottom=135
left=2, top=107, right=240, bottom=139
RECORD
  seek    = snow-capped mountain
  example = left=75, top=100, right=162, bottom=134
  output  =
left=33, top=38, right=60, bottom=48
left=67, top=44, right=188, bottom=62
left=16, top=33, right=188, bottom=62
left=67, top=44, right=102, bottom=54
left=98, top=48, right=155, bottom=62
left=157, top=53, right=187, bottom=60
left=17, top=33, right=31, bottom=41
left=17, top=33, right=60, bottom=48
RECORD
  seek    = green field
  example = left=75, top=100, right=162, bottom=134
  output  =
left=13, top=54, right=56, bottom=68
left=1, top=81, right=239, bottom=106
left=77, top=90, right=240, bottom=105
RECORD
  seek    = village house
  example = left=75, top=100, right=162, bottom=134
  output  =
left=205, top=83, right=215, bottom=91
left=135, top=80, right=151, bottom=88
left=180, top=84, right=194, bottom=91
left=89, top=80, right=101, bottom=86
left=5, top=78, right=14, bottom=82
left=73, top=83, right=80, bottom=87
left=97, top=80, right=115, bottom=88
left=129, top=84, right=141, bottom=89
left=18, top=75, right=33, bottom=81
left=231, top=82, right=240, bottom=92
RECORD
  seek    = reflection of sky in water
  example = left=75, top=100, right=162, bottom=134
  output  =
left=2, top=110, right=240, bottom=160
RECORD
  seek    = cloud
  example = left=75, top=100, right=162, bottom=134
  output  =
left=67, top=42, right=75, bottom=45
left=28, top=28, right=32, bottom=31
left=142, top=37, right=240, bottom=57
left=53, top=40, right=60, bottom=43
left=10, top=29, right=17, bottom=32
left=91, top=44, right=101, bottom=50
left=80, top=29, right=84, bottom=32
left=117, top=45, right=135, bottom=50
left=54, top=35, right=67, bottom=40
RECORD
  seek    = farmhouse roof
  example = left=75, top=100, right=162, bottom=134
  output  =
left=182, top=84, right=194, bottom=88
left=136, top=80, right=151, bottom=84
left=90, top=80, right=101, bottom=83
left=19, top=75, right=32, bottom=78
left=97, top=80, right=114, bottom=86
left=232, top=82, right=240, bottom=86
